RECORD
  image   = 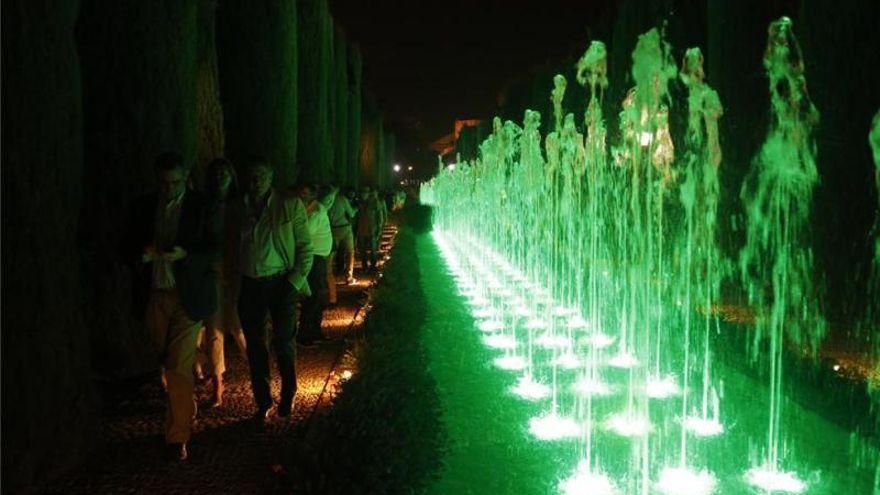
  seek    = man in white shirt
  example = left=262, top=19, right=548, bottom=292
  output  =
left=326, top=185, right=356, bottom=291
left=295, top=183, right=333, bottom=345
left=238, top=161, right=313, bottom=421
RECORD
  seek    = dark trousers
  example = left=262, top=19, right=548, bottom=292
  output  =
left=300, top=255, right=328, bottom=342
left=238, top=275, right=297, bottom=410
left=358, top=235, right=378, bottom=270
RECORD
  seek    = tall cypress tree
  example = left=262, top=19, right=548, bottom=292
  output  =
left=297, top=0, right=333, bottom=183
left=217, top=0, right=298, bottom=185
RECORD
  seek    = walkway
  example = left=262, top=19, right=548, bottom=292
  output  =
left=39, top=223, right=399, bottom=495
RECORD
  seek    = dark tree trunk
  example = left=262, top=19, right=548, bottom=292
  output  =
left=1, top=0, right=94, bottom=489
left=76, top=0, right=199, bottom=381
left=333, top=25, right=350, bottom=186
left=298, top=0, right=333, bottom=184
left=216, top=0, right=298, bottom=186
left=196, top=0, right=226, bottom=187
left=360, top=95, right=380, bottom=187
left=348, top=45, right=364, bottom=188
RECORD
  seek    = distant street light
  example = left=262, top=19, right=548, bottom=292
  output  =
left=393, top=164, right=401, bottom=172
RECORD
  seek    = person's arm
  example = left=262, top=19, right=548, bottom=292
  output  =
left=319, top=186, right=339, bottom=210
left=286, top=197, right=314, bottom=294
left=344, top=197, right=356, bottom=220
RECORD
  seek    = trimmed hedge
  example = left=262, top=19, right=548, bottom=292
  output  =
left=286, top=205, right=445, bottom=494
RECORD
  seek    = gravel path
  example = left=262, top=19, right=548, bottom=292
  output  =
left=39, top=225, right=398, bottom=495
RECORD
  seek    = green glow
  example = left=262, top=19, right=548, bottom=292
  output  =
left=422, top=19, right=877, bottom=495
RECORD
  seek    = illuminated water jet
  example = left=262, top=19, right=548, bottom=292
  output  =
left=552, top=352, right=581, bottom=369
left=559, top=461, right=618, bottom=495
left=580, top=333, right=615, bottom=349
left=683, top=416, right=724, bottom=437
left=494, top=355, right=528, bottom=371
left=573, top=377, right=613, bottom=397
left=472, top=307, right=497, bottom=319
left=605, top=413, right=651, bottom=437
left=529, top=412, right=582, bottom=440
left=512, top=374, right=551, bottom=400
left=535, top=333, right=571, bottom=349
left=566, top=315, right=589, bottom=329
left=656, top=467, right=717, bottom=495
left=646, top=375, right=680, bottom=399
left=525, top=318, right=549, bottom=330
left=477, top=320, right=505, bottom=332
left=483, top=334, right=517, bottom=349
left=607, top=352, right=639, bottom=369
left=744, top=466, right=808, bottom=494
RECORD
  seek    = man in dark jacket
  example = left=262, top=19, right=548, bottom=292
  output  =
left=125, top=152, right=220, bottom=461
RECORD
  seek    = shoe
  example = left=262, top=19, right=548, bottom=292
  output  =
left=277, top=399, right=295, bottom=418
left=253, top=403, right=272, bottom=423
left=167, top=442, right=188, bottom=462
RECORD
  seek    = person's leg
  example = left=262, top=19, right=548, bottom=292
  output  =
left=205, top=320, right=225, bottom=406
left=268, top=278, right=298, bottom=415
left=232, top=326, right=247, bottom=356
left=327, top=248, right=337, bottom=305
left=222, top=287, right=248, bottom=356
left=238, top=277, right=272, bottom=410
left=145, top=291, right=172, bottom=390
left=205, top=323, right=225, bottom=377
left=369, top=234, right=379, bottom=270
left=194, top=327, right=206, bottom=381
left=145, top=291, right=170, bottom=363
left=343, top=228, right=355, bottom=282
left=299, top=257, right=322, bottom=344
left=163, top=292, right=201, bottom=446
left=357, top=236, right=368, bottom=272
left=310, top=255, right=329, bottom=338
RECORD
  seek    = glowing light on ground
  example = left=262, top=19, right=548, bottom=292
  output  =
left=656, top=467, right=717, bottom=495
left=646, top=375, right=680, bottom=399
left=683, top=416, right=724, bottom=437
left=529, top=412, right=582, bottom=440
left=472, top=307, right=497, bottom=319
left=559, top=461, right=618, bottom=495
left=514, top=306, right=533, bottom=317
left=573, top=377, right=613, bottom=397
left=605, top=413, right=651, bottom=437
left=607, top=352, right=639, bottom=368
left=552, top=352, right=581, bottom=369
left=566, top=315, right=589, bottom=329
left=496, top=288, right=515, bottom=298
left=478, top=320, right=505, bottom=332
left=525, top=318, right=549, bottom=329
left=744, top=466, right=808, bottom=494
left=494, top=355, right=528, bottom=370
left=511, top=374, right=550, bottom=400
left=581, top=333, right=614, bottom=349
left=536, top=333, right=571, bottom=349
left=468, top=296, right=489, bottom=307
left=483, top=334, right=517, bottom=349
left=553, top=306, right=576, bottom=316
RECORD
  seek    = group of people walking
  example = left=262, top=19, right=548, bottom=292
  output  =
left=125, top=152, right=390, bottom=461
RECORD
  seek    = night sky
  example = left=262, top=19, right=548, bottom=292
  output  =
left=330, top=0, right=617, bottom=168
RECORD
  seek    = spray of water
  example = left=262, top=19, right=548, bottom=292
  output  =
left=739, top=17, right=826, bottom=490
left=418, top=18, right=874, bottom=495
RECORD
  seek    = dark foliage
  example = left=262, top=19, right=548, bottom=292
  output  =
left=285, top=209, right=445, bottom=494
